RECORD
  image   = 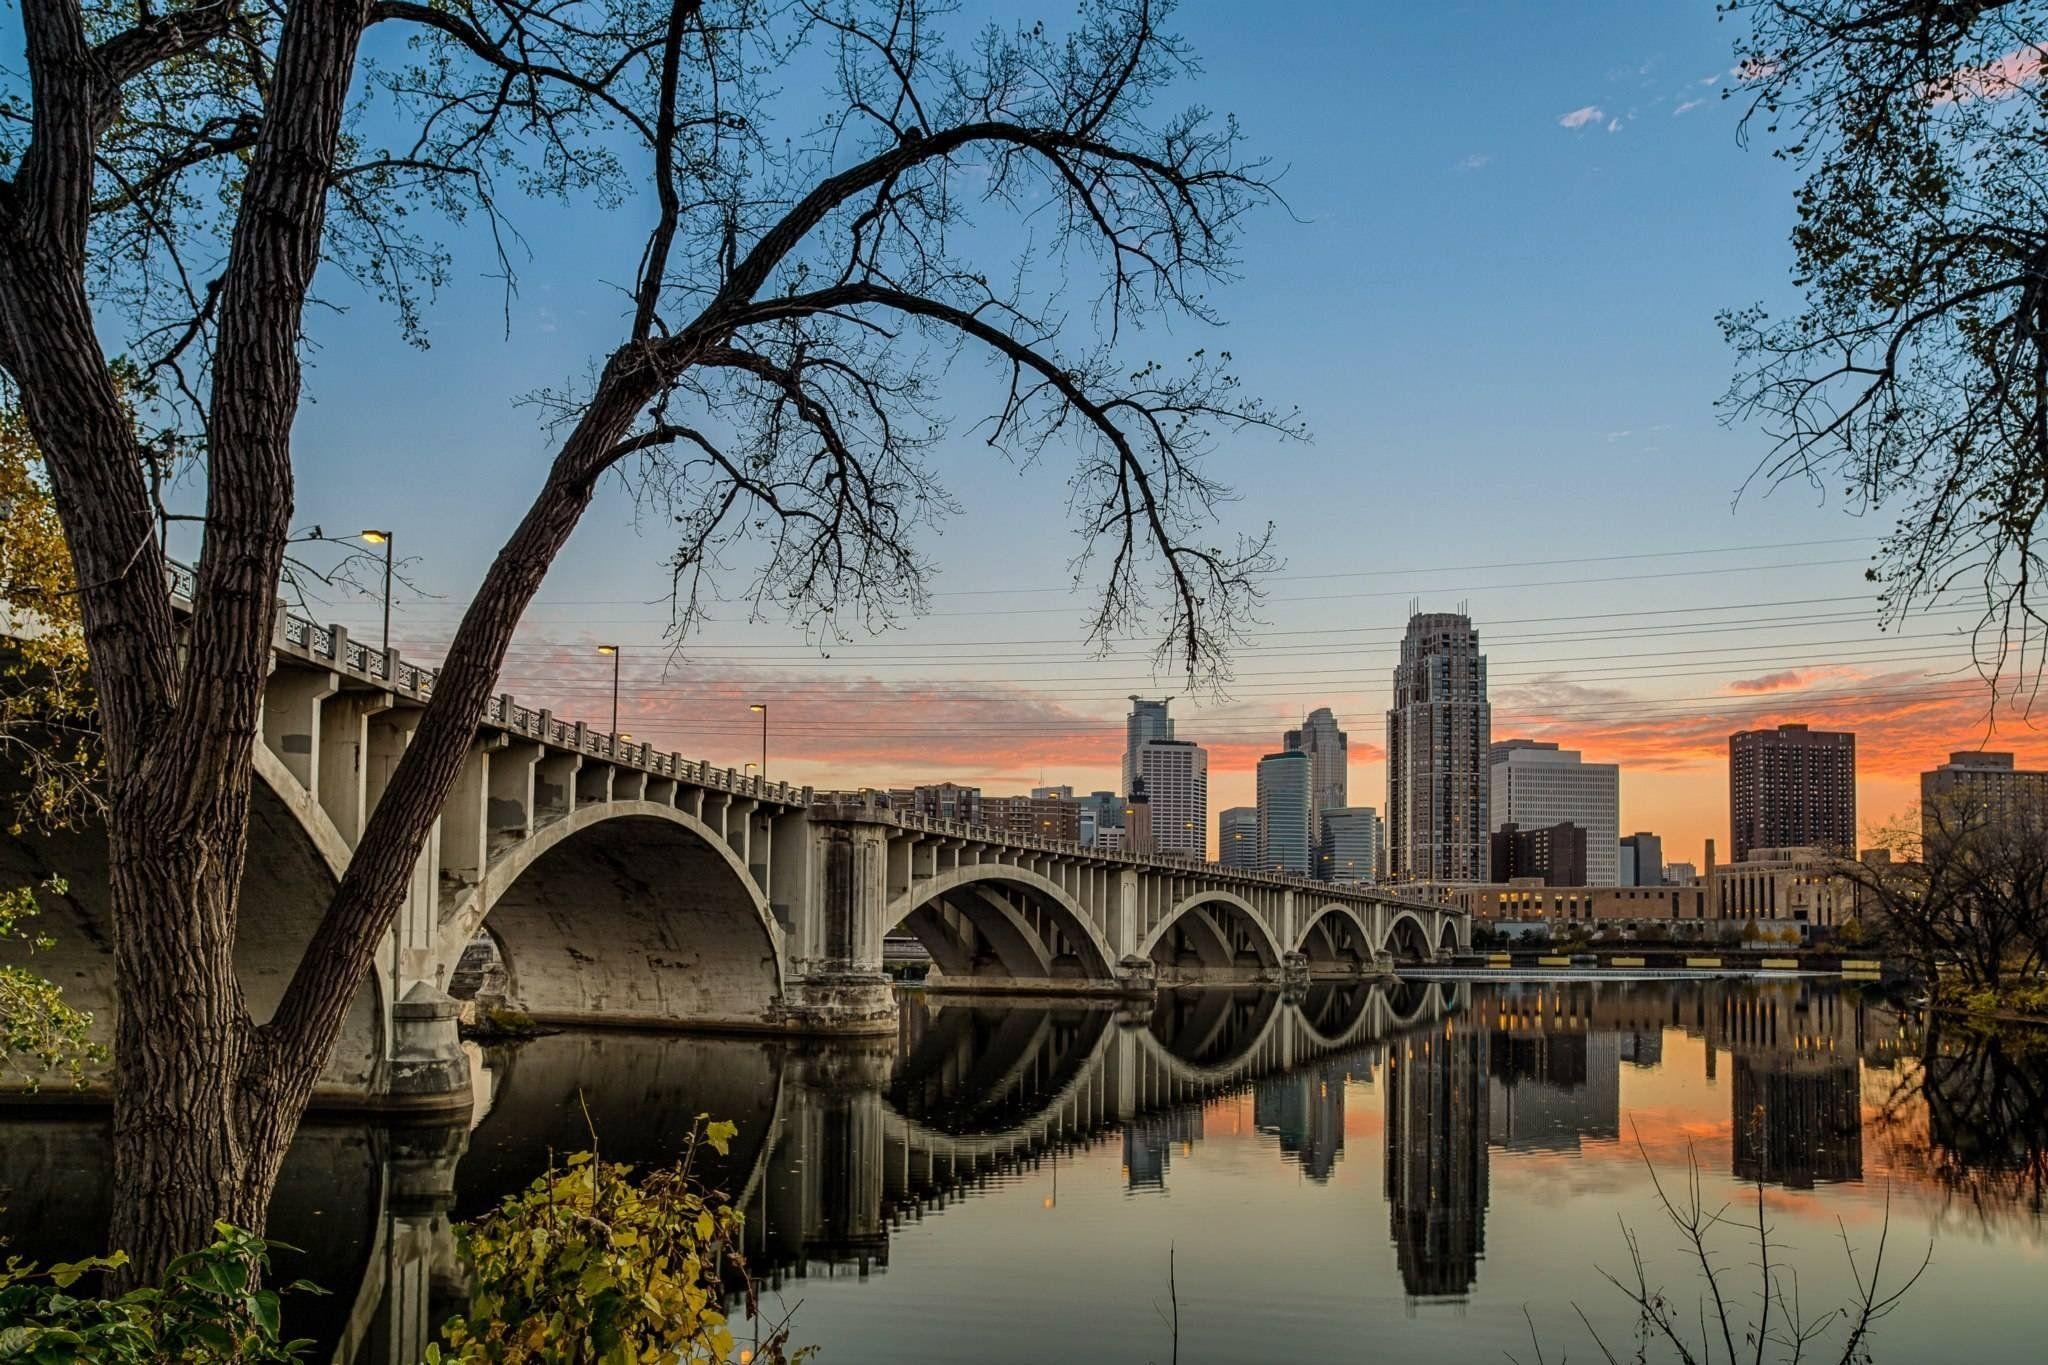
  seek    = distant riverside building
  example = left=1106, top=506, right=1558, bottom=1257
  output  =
left=1219, top=807, right=1259, bottom=869
left=1920, top=751, right=2048, bottom=828
left=1663, top=861, right=1698, bottom=886
left=1077, top=790, right=1123, bottom=846
left=1729, top=723, right=1856, bottom=860
left=1319, top=806, right=1383, bottom=883
left=1620, top=832, right=1663, bottom=887
left=982, top=793, right=1081, bottom=843
left=1284, top=706, right=1350, bottom=817
left=1489, top=821, right=1587, bottom=887
left=1711, top=846, right=1856, bottom=928
left=1031, top=784, right=1075, bottom=800
left=1257, top=750, right=1315, bottom=874
left=1136, top=739, right=1207, bottom=859
left=1387, top=611, right=1492, bottom=883
left=1489, top=741, right=1620, bottom=885
left=1123, top=696, right=1174, bottom=796
left=1434, top=881, right=1711, bottom=926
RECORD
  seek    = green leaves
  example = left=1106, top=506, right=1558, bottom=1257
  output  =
left=0, top=1225, right=317, bottom=1362
left=0, top=879, right=104, bottom=1091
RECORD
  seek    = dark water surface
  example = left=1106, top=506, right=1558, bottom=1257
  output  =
left=4, top=978, right=2045, bottom=1362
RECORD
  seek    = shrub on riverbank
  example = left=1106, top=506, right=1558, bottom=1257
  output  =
left=0, top=1224, right=320, bottom=1361
left=0, top=1118, right=802, bottom=1363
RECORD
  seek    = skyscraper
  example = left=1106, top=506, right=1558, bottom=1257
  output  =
left=1136, top=738, right=1207, bottom=860
left=1489, top=741, right=1621, bottom=885
left=1284, top=706, right=1350, bottom=816
left=1122, top=696, right=1174, bottom=796
left=1219, top=806, right=1259, bottom=869
left=1256, top=750, right=1314, bottom=874
left=1319, top=806, right=1383, bottom=883
left=1620, top=832, right=1663, bottom=887
left=1729, top=723, right=1856, bottom=860
left=1387, top=611, right=1492, bottom=883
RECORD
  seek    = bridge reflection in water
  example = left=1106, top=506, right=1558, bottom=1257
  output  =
left=2, top=978, right=2037, bottom=1364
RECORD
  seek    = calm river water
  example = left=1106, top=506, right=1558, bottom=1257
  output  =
left=3, top=977, right=2045, bottom=1362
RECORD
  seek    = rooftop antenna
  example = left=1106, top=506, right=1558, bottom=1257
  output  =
left=1407, top=595, right=1420, bottom=618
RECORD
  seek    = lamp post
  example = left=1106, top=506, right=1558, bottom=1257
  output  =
left=596, top=645, right=620, bottom=735
left=749, top=703, right=767, bottom=777
left=358, top=530, right=393, bottom=655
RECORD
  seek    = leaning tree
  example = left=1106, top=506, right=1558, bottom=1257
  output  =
left=1724, top=1, right=2048, bottom=677
left=0, top=0, right=1291, bottom=1279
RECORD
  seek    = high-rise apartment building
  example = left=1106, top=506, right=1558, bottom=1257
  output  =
left=1489, top=741, right=1620, bottom=885
left=1257, top=749, right=1315, bottom=874
left=890, top=781, right=982, bottom=823
left=982, top=793, right=1082, bottom=843
left=1920, top=751, right=2048, bottom=830
left=1619, top=832, right=1663, bottom=887
left=1284, top=707, right=1350, bottom=817
left=1123, top=696, right=1174, bottom=796
left=1136, top=739, right=1207, bottom=860
left=1219, top=807, right=1259, bottom=869
left=1729, top=723, right=1856, bottom=860
left=1319, top=806, right=1383, bottom=883
left=1387, top=611, right=1492, bottom=883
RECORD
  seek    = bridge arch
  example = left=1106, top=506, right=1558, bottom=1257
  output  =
left=1140, top=891, right=1285, bottom=973
left=445, top=801, right=785, bottom=1030
left=887, top=864, right=1116, bottom=983
left=1381, top=909, right=1436, bottom=965
left=1436, top=915, right=1465, bottom=955
left=0, top=743, right=384, bottom=1097
left=1291, top=902, right=1375, bottom=969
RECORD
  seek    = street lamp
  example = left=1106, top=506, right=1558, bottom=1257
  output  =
left=749, top=703, right=767, bottom=776
left=358, top=530, right=393, bottom=655
left=596, top=645, right=620, bottom=735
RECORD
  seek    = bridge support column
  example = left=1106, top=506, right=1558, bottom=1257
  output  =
left=781, top=819, right=896, bottom=1034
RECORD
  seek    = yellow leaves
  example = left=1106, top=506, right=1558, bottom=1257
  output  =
left=435, top=1117, right=798, bottom=1364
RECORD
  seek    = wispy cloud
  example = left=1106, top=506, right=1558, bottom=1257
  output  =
left=1607, top=117, right=1625, bottom=133
left=1673, top=98, right=1705, bottom=116
left=1727, top=668, right=1811, bottom=694
left=1455, top=152, right=1491, bottom=171
left=1558, top=105, right=1605, bottom=130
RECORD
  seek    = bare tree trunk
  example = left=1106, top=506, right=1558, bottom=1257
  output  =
left=105, top=819, right=260, bottom=1272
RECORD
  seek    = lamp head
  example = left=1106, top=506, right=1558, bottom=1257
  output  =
left=749, top=703, right=766, bottom=713
left=358, top=529, right=390, bottom=545
left=596, top=644, right=618, bottom=656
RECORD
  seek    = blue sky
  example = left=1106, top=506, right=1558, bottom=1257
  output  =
left=203, top=1, right=2008, bottom=858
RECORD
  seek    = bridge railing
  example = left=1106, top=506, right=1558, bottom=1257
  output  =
left=165, top=561, right=816, bottom=810
left=808, top=794, right=1449, bottom=911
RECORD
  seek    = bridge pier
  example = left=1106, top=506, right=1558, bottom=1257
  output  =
left=779, top=818, right=898, bottom=1034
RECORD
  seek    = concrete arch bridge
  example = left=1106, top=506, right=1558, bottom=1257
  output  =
left=0, top=566, right=1466, bottom=1114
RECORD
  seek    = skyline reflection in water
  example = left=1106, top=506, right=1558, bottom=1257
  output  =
left=1, top=978, right=2043, bottom=1362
